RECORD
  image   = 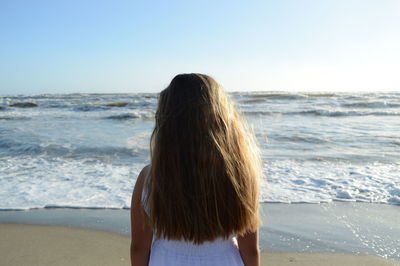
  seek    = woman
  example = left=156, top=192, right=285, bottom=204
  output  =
left=131, top=73, right=261, bottom=266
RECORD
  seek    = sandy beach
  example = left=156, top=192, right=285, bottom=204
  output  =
left=1, top=224, right=399, bottom=266
left=1, top=203, right=399, bottom=265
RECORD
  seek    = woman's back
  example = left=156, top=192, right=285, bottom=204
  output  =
left=131, top=74, right=261, bottom=266
left=140, top=169, right=244, bottom=266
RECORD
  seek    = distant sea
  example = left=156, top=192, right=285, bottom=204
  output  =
left=0, top=92, right=399, bottom=210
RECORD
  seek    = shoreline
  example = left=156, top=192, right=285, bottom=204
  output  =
left=1, top=202, right=399, bottom=263
left=1, top=224, right=398, bottom=266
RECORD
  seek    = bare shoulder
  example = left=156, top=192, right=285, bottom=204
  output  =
left=131, top=165, right=151, bottom=211
left=135, top=165, right=151, bottom=189
left=130, top=165, right=153, bottom=262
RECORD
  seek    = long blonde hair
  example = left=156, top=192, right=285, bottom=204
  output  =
left=146, top=73, right=261, bottom=244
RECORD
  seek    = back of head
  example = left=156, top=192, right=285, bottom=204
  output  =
left=147, top=73, right=261, bottom=244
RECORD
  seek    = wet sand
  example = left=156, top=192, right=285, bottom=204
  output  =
left=1, top=224, right=398, bottom=266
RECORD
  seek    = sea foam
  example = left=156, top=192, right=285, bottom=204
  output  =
left=0, top=92, right=399, bottom=209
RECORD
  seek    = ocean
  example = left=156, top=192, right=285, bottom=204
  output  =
left=0, top=92, right=399, bottom=210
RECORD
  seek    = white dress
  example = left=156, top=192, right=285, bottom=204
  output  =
left=142, top=185, right=244, bottom=266
left=148, top=237, right=244, bottom=266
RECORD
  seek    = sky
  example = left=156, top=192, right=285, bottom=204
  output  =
left=0, top=0, right=400, bottom=94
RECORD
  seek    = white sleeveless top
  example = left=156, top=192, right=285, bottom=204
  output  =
left=141, top=181, right=244, bottom=266
left=149, top=237, right=244, bottom=266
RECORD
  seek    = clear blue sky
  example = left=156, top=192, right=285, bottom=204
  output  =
left=1, top=0, right=399, bottom=94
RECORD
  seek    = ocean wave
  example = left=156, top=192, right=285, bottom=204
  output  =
left=2, top=159, right=399, bottom=209
left=243, top=111, right=278, bottom=116
left=53, top=146, right=141, bottom=157
left=0, top=116, right=29, bottom=120
left=0, top=156, right=139, bottom=210
left=44, top=205, right=129, bottom=210
left=298, top=110, right=400, bottom=117
left=242, top=93, right=307, bottom=100
left=9, top=102, right=38, bottom=108
left=389, top=141, right=400, bottom=146
left=260, top=160, right=400, bottom=206
left=141, top=94, right=158, bottom=99
left=1, top=92, right=400, bottom=210
left=105, top=101, right=130, bottom=107
left=341, top=101, right=400, bottom=108
left=105, top=113, right=141, bottom=120
left=244, top=110, right=400, bottom=117
left=0, top=142, right=41, bottom=154
left=72, top=105, right=110, bottom=112
left=304, top=93, right=337, bottom=97
left=63, top=146, right=142, bottom=157
left=0, top=140, right=144, bottom=158
left=0, top=206, right=130, bottom=211
left=273, top=135, right=329, bottom=144
left=240, top=98, right=268, bottom=104
left=235, top=92, right=341, bottom=102
left=104, top=112, right=154, bottom=120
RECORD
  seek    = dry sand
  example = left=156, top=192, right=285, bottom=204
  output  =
left=0, top=224, right=398, bottom=266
